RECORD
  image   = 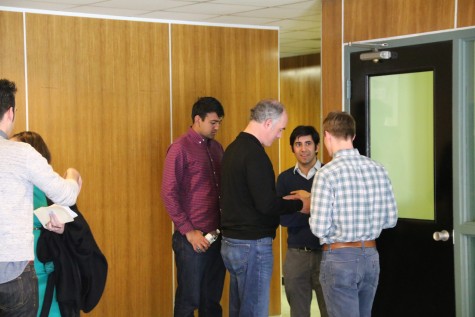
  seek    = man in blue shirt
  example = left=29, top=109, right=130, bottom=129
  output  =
left=310, top=111, right=398, bottom=317
left=277, top=125, right=328, bottom=317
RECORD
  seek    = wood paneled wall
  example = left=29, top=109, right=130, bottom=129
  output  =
left=0, top=12, right=26, bottom=133
left=321, top=0, right=342, bottom=163
left=171, top=24, right=279, bottom=148
left=344, top=0, right=455, bottom=42
left=458, top=0, right=475, bottom=27
left=25, top=14, right=172, bottom=316
left=0, top=10, right=280, bottom=316
left=321, top=0, right=475, bottom=161
left=280, top=53, right=322, bottom=171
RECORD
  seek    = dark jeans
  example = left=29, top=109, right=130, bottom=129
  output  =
left=172, top=231, right=226, bottom=317
left=283, top=248, right=328, bottom=317
left=0, top=263, right=38, bottom=317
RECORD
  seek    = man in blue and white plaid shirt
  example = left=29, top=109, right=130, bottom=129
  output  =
left=309, top=111, right=398, bottom=317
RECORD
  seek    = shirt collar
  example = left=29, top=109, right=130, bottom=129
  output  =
left=188, top=127, right=208, bottom=145
left=334, top=148, right=360, bottom=158
left=0, top=130, right=7, bottom=140
left=239, top=132, right=263, bottom=148
left=293, top=160, right=321, bottom=180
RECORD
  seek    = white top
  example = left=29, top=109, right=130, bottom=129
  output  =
left=0, top=136, right=80, bottom=262
left=293, top=160, right=322, bottom=180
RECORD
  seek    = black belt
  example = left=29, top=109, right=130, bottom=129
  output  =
left=289, top=246, right=318, bottom=252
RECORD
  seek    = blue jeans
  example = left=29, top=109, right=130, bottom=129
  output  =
left=319, top=247, right=380, bottom=317
left=220, top=237, right=273, bottom=317
left=0, top=262, right=38, bottom=317
left=172, top=231, right=226, bottom=317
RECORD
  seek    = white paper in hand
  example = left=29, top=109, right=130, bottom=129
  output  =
left=34, top=204, right=77, bottom=228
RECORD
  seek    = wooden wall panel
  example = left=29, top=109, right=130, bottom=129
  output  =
left=322, top=0, right=343, bottom=163
left=280, top=53, right=322, bottom=170
left=171, top=24, right=281, bottom=316
left=0, top=11, right=27, bottom=133
left=344, top=0, right=455, bottom=43
left=458, top=0, right=475, bottom=27
left=25, top=14, right=172, bottom=316
left=171, top=25, right=279, bottom=148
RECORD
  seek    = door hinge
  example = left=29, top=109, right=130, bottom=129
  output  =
left=346, top=79, right=351, bottom=100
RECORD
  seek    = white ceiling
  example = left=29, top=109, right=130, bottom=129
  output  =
left=0, top=0, right=321, bottom=58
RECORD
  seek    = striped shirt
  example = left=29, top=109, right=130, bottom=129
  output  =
left=309, top=148, right=398, bottom=244
left=161, top=128, right=223, bottom=235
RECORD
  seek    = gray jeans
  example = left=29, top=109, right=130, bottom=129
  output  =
left=0, top=262, right=38, bottom=317
left=283, top=248, right=328, bottom=317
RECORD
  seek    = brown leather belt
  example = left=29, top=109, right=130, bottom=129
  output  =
left=323, top=240, right=376, bottom=251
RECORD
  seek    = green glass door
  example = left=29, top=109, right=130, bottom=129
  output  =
left=370, top=71, right=434, bottom=220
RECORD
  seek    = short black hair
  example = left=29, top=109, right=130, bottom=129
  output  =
left=289, top=125, right=320, bottom=147
left=191, top=97, right=224, bottom=122
left=0, top=79, right=17, bottom=118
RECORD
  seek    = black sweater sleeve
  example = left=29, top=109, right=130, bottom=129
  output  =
left=246, top=147, right=303, bottom=216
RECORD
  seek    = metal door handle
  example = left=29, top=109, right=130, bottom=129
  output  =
left=433, top=230, right=450, bottom=242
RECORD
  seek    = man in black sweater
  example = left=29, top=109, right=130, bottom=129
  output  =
left=220, top=99, right=309, bottom=317
left=278, top=126, right=328, bottom=317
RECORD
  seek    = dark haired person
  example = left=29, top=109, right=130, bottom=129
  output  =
left=278, top=125, right=328, bottom=317
left=310, top=111, right=398, bottom=317
left=161, top=97, right=226, bottom=316
left=0, top=78, right=82, bottom=317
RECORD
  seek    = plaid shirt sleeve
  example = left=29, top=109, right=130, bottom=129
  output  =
left=382, top=169, right=398, bottom=229
left=309, top=170, right=333, bottom=241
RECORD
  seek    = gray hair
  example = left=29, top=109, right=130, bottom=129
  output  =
left=250, top=99, right=285, bottom=123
